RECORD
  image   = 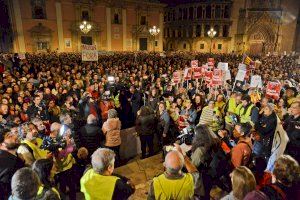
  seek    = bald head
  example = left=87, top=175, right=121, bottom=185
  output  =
left=164, top=150, right=184, bottom=175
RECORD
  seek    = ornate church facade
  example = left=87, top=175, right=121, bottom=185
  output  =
left=163, top=0, right=300, bottom=54
left=6, top=0, right=165, bottom=53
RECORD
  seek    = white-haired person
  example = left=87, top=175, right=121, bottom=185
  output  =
left=102, top=109, right=121, bottom=166
left=80, top=148, right=135, bottom=200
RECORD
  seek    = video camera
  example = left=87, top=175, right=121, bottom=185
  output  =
left=40, top=136, right=67, bottom=154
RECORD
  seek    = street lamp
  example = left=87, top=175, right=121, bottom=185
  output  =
left=149, top=26, right=160, bottom=52
left=79, top=21, right=92, bottom=34
left=207, top=28, right=216, bottom=53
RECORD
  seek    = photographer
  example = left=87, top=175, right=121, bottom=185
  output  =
left=190, top=125, right=232, bottom=199
left=17, top=123, right=48, bottom=166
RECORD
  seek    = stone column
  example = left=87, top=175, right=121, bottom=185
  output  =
left=55, top=2, right=64, bottom=52
left=219, top=25, right=223, bottom=37
left=192, top=25, right=196, bottom=37
left=175, top=29, right=178, bottom=38
left=201, top=24, right=205, bottom=37
left=106, top=7, right=112, bottom=51
left=159, top=12, right=163, bottom=51
left=12, top=0, right=25, bottom=52
left=122, top=9, right=127, bottom=51
left=186, top=29, right=189, bottom=38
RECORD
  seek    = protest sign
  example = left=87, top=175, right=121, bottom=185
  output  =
left=160, top=52, right=166, bottom=57
left=193, top=67, right=202, bottom=79
left=250, top=75, right=262, bottom=88
left=267, top=117, right=289, bottom=172
left=217, top=62, right=228, bottom=71
left=82, top=44, right=98, bottom=61
left=191, top=60, right=198, bottom=68
left=212, top=69, right=223, bottom=86
left=266, top=81, right=281, bottom=100
left=173, top=71, right=181, bottom=84
left=184, top=68, right=192, bottom=80
left=224, top=70, right=231, bottom=81
left=235, top=69, right=246, bottom=81
left=204, top=71, right=213, bottom=84
left=238, top=63, right=247, bottom=71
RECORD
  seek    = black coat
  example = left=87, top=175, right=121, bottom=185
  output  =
left=135, top=114, right=157, bottom=136
left=255, top=112, right=277, bottom=139
left=284, top=115, right=300, bottom=162
left=79, top=124, right=103, bottom=156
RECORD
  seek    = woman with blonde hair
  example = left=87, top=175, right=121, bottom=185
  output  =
left=221, top=166, right=256, bottom=200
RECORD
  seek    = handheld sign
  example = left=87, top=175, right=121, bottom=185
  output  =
left=205, top=71, right=213, bottom=84
left=82, top=44, right=98, bottom=61
left=235, top=69, right=247, bottom=81
left=238, top=63, right=247, bottom=71
left=250, top=75, right=262, bottom=88
left=266, top=81, right=281, bottom=100
left=212, top=69, right=223, bottom=86
left=191, top=60, right=198, bottom=68
left=193, top=67, right=202, bottom=79
left=217, top=62, right=228, bottom=71
left=184, top=68, right=192, bottom=80
left=224, top=70, right=231, bottom=81
left=173, top=71, right=181, bottom=84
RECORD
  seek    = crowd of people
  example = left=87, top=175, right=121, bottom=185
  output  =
left=0, top=51, right=299, bottom=200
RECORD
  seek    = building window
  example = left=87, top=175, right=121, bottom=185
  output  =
left=37, top=42, right=48, bottom=50
left=197, top=6, right=202, bottom=18
left=218, top=44, right=222, bottom=50
left=179, top=8, right=182, bottom=20
left=183, top=43, right=187, bottom=49
left=81, top=36, right=92, bottom=45
left=223, top=25, right=229, bottom=37
left=155, top=41, right=158, bottom=47
left=206, top=5, right=211, bottom=19
left=114, top=13, right=120, bottom=24
left=183, top=8, right=187, bottom=20
left=82, top=11, right=90, bottom=21
left=31, top=0, right=46, bottom=19
left=178, top=28, right=182, bottom=37
left=204, top=25, right=210, bottom=36
left=172, top=30, right=175, bottom=37
left=224, top=5, right=230, bottom=18
left=189, top=7, right=193, bottom=20
left=140, top=16, right=146, bottom=25
left=200, top=44, right=204, bottom=49
left=215, top=5, right=221, bottom=18
left=214, top=25, right=220, bottom=37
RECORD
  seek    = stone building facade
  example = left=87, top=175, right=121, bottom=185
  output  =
left=163, top=0, right=300, bottom=54
left=7, top=0, right=165, bottom=53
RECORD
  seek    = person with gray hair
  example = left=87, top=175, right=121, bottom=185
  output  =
left=80, top=148, right=135, bottom=200
left=9, top=167, right=40, bottom=200
left=148, top=144, right=199, bottom=200
left=254, top=102, right=278, bottom=160
left=79, top=114, right=103, bottom=158
left=102, top=109, right=121, bottom=166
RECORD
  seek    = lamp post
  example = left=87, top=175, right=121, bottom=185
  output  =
left=149, top=26, right=160, bottom=52
left=79, top=21, right=92, bottom=34
left=207, top=28, right=216, bottom=53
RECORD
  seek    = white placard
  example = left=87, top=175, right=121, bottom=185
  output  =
left=217, top=62, right=228, bottom=71
left=235, top=69, right=246, bottom=81
left=82, top=44, right=98, bottom=61
left=224, top=70, right=231, bottom=81
left=250, top=75, right=262, bottom=88
left=238, top=63, right=247, bottom=71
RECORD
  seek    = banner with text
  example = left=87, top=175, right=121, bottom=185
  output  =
left=82, top=44, right=98, bottom=61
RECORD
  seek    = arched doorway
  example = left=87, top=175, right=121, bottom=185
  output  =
left=247, top=24, right=276, bottom=55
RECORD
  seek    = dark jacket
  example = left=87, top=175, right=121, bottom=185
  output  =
left=147, top=96, right=159, bottom=113
left=283, top=115, right=300, bottom=162
left=131, top=91, right=142, bottom=113
left=0, top=150, right=24, bottom=200
left=79, top=124, right=103, bottom=156
left=255, top=112, right=277, bottom=139
left=136, top=114, right=157, bottom=136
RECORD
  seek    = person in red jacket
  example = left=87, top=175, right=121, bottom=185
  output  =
left=231, top=123, right=253, bottom=168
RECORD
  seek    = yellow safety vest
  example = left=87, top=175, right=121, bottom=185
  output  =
left=239, top=104, right=255, bottom=125
left=81, top=169, right=119, bottom=200
left=37, top=185, right=60, bottom=199
left=113, top=94, right=120, bottom=108
left=225, top=98, right=237, bottom=124
left=153, top=173, right=194, bottom=200
left=21, top=138, right=48, bottom=160
left=55, top=153, right=75, bottom=173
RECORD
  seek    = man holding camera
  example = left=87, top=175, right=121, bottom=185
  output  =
left=148, top=144, right=199, bottom=200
